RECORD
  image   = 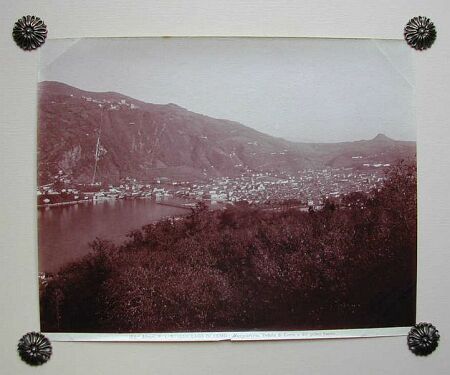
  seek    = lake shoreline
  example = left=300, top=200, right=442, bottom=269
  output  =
left=38, top=198, right=193, bottom=273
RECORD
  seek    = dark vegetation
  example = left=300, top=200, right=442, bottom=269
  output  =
left=40, top=162, right=416, bottom=332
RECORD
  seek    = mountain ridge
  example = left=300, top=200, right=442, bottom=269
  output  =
left=38, top=81, right=416, bottom=185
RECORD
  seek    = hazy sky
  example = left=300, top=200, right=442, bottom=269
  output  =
left=39, top=37, right=415, bottom=143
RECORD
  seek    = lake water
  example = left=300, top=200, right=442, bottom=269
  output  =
left=38, top=199, right=189, bottom=273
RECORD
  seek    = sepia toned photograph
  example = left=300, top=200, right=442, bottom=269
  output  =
left=38, top=37, right=416, bottom=335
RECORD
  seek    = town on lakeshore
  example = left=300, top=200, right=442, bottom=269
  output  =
left=37, top=163, right=390, bottom=210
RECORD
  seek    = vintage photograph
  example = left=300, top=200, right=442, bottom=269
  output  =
left=38, top=37, right=416, bottom=334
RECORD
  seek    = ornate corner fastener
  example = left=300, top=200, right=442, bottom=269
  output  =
left=12, top=15, right=47, bottom=51
left=407, top=322, right=440, bottom=356
left=404, top=16, right=436, bottom=51
left=17, top=332, right=52, bottom=366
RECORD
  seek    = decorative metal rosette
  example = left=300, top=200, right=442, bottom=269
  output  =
left=12, top=15, right=47, bottom=51
left=17, top=332, right=52, bottom=366
left=407, top=322, right=440, bottom=356
left=404, top=16, right=436, bottom=50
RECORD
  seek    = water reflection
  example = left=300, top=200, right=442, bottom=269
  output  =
left=38, top=199, right=188, bottom=273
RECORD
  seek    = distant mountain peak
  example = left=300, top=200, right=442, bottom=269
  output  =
left=372, top=133, right=392, bottom=141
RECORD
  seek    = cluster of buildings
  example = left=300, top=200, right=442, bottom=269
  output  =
left=38, top=166, right=387, bottom=209
left=79, top=95, right=140, bottom=110
left=37, top=174, right=175, bottom=207
left=171, top=167, right=386, bottom=207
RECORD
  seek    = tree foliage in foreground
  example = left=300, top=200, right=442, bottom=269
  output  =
left=41, top=162, right=417, bottom=332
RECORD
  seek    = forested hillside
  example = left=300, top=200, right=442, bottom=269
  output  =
left=40, top=162, right=416, bottom=332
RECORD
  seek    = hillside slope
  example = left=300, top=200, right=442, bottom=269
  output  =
left=38, top=81, right=415, bottom=184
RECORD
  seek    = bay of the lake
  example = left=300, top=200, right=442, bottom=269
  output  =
left=38, top=199, right=189, bottom=273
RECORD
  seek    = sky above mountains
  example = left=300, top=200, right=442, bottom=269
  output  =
left=39, top=37, right=415, bottom=143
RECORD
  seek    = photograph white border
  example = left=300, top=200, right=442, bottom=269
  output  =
left=46, top=326, right=410, bottom=342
